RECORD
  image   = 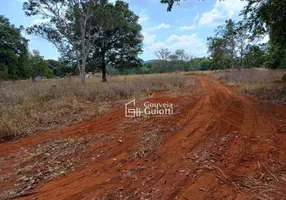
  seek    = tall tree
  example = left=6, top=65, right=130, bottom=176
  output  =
left=208, top=20, right=250, bottom=70
left=242, top=0, right=286, bottom=69
left=169, top=49, right=191, bottom=62
left=207, top=37, right=231, bottom=70
left=154, top=48, right=171, bottom=60
left=235, top=21, right=250, bottom=70
left=23, top=0, right=108, bottom=82
left=216, top=20, right=236, bottom=71
left=244, top=44, right=266, bottom=68
left=87, top=1, right=143, bottom=81
left=0, top=15, right=29, bottom=80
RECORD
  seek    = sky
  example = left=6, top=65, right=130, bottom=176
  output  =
left=0, top=0, right=252, bottom=61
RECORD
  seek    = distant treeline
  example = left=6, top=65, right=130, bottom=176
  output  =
left=2, top=0, right=286, bottom=81
left=162, top=0, right=286, bottom=71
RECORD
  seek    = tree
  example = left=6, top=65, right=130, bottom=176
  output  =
left=169, top=49, right=191, bottom=62
left=154, top=48, right=171, bottom=60
left=160, top=0, right=181, bottom=11
left=29, top=50, right=53, bottom=80
left=0, top=15, right=29, bottom=80
left=242, top=0, right=286, bottom=69
left=47, top=59, right=75, bottom=77
left=207, top=20, right=251, bottom=71
left=87, top=1, right=143, bottom=81
left=207, top=37, right=231, bottom=70
left=244, top=44, right=266, bottom=68
left=235, top=22, right=250, bottom=70
left=215, top=20, right=236, bottom=71
left=23, top=0, right=108, bottom=83
left=199, top=59, right=210, bottom=71
left=189, top=57, right=202, bottom=71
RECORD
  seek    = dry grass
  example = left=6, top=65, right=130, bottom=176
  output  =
left=213, top=69, right=286, bottom=104
left=185, top=70, right=216, bottom=75
left=0, top=74, right=190, bottom=140
left=0, top=137, right=91, bottom=199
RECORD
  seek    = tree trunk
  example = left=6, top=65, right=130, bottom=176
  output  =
left=78, top=59, right=86, bottom=84
left=239, top=55, right=242, bottom=71
left=102, top=63, right=107, bottom=82
left=81, top=72, right=86, bottom=84
left=101, top=50, right=107, bottom=82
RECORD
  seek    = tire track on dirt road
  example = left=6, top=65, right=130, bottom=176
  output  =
left=1, top=75, right=285, bottom=200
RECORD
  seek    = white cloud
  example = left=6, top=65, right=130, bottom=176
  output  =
left=176, top=0, right=197, bottom=9
left=199, top=0, right=247, bottom=27
left=138, top=12, right=149, bottom=24
left=139, top=15, right=149, bottom=24
left=179, top=25, right=196, bottom=30
left=144, top=34, right=207, bottom=59
left=145, top=23, right=170, bottom=31
left=144, top=42, right=167, bottom=51
left=25, top=18, right=50, bottom=28
left=168, top=34, right=207, bottom=56
left=156, top=23, right=170, bottom=29
left=142, top=32, right=156, bottom=45
left=193, top=13, right=200, bottom=23
left=179, top=13, right=200, bottom=31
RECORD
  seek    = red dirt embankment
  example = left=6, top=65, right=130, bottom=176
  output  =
left=0, top=75, right=286, bottom=200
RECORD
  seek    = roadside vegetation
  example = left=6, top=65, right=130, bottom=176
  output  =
left=214, top=69, right=286, bottom=104
left=0, top=74, right=189, bottom=140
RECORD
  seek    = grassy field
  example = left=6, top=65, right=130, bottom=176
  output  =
left=213, top=69, right=286, bottom=104
left=0, top=74, right=190, bottom=140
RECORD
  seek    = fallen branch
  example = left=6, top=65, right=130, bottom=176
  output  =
left=212, top=165, right=241, bottom=191
left=262, top=163, right=279, bottom=182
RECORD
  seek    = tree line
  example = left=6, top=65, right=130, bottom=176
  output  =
left=1, top=0, right=285, bottom=82
left=207, top=19, right=269, bottom=71
left=0, top=0, right=143, bottom=82
left=161, top=0, right=286, bottom=70
left=0, top=16, right=54, bottom=81
left=139, top=49, right=211, bottom=74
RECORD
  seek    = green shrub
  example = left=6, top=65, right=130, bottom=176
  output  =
left=282, top=73, right=286, bottom=81
left=106, top=65, right=119, bottom=76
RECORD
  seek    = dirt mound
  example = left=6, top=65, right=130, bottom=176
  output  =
left=0, top=76, right=285, bottom=200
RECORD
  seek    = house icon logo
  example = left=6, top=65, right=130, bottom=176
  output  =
left=125, top=99, right=143, bottom=118
left=125, top=99, right=174, bottom=118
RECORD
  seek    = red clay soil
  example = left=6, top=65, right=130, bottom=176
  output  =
left=1, top=75, right=286, bottom=200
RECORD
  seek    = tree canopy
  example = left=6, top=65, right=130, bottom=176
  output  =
left=161, top=0, right=286, bottom=69
left=0, top=15, right=29, bottom=80
left=242, top=0, right=286, bottom=69
left=29, top=50, right=53, bottom=80
left=23, top=0, right=143, bottom=82
left=87, top=1, right=143, bottom=81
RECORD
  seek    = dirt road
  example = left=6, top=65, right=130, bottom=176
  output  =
left=1, top=75, right=286, bottom=200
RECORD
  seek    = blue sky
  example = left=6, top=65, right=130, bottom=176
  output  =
left=0, top=0, right=250, bottom=61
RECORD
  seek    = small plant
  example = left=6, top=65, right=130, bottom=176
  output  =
left=282, top=73, right=286, bottom=82
left=276, top=87, right=286, bottom=98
